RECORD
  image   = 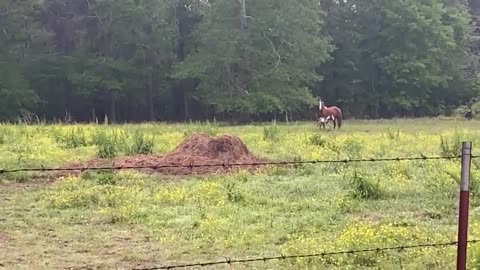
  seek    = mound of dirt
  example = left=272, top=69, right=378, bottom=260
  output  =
left=65, top=133, right=264, bottom=176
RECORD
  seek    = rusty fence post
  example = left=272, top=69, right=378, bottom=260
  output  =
left=457, top=141, right=472, bottom=270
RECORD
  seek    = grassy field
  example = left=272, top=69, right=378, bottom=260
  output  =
left=1, top=119, right=480, bottom=269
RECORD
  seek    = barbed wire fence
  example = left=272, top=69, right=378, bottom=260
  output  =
left=0, top=154, right=469, bottom=174
left=0, top=145, right=478, bottom=269
left=133, top=240, right=480, bottom=270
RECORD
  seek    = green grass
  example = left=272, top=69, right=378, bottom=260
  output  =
left=1, top=119, right=480, bottom=269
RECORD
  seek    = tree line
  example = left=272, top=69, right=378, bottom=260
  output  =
left=0, top=0, right=479, bottom=123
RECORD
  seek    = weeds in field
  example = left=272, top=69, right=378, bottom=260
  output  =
left=309, top=133, right=327, bottom=146
left=348, top=170, right=384, bottom=200
left=223, top=182, right=245, bottom=203
left=183, top=120, right=219, bottom=137
left=0, top=127, right=12, bottom=144
left=281, top=221, right=453, bottom=269
left=4, top=120, right=480, bottom=269
left=53, top=127, right=89, bottom=148
left=82, top=170, right=117, bottom=185
left=470, top=161, right=480, bottom=201
left=92, top=129, right=122, bottom=158
left=384, top=128, right=401, bottom=141
left=126, top=130, right=155, bottom=156
left=343, top=138, right=364, bottom=159
left=2, top=172, right=32, bottom=183
left=50, top=127, right=158, bottom=158
left=263, top=124, right=281, bottom=142
left=439, top=134, right=462, bottom=157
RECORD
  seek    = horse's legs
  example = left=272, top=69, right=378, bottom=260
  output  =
left=333, top=119, right=337, bottom=129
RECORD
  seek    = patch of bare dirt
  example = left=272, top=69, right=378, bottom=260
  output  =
left=0, top=232, right=10, bottom=246
left=63, top=133, right=265, bottom=176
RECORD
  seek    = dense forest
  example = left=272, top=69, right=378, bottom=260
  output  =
left=0, top=0, right=479, bottom=122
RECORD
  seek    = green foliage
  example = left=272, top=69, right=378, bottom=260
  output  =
left=2, top=172, right=33, bottom=183
left=348, top=170, right=384, bottom=200
left=453, top=105, right=471, bottom=117
left=54, top=128, right=89, bottom=149
left=82, top=170, right=117, bottom=185
left=3, top=121, right=480, bottom=269
left=439, top=133, right=462, bottom=156
left=223, top=182, right=245, bottom=204
left=174, top=0, right=332, bottom=115
left=309, top=133, right=327, bottom=146
left=471, top=101, right=480, bottom=119
left=471, top=162, right=480, bottom=201
left=343, top=138, right=364, bottom=159
left=263, top=125, right=280, bottom=142
left=316, top=0, right=477, bottom=118
left=0, top=127, right=12, bottom=145
left=183, top=121, right=219, bottom=137
left=0, top=65, right=39, bottom=121
left=0, top=0, right=478, bottom=121
left=126, top=130, right=155, bottom=156
left=92, top=130, right=122, bottom=158
left=384, top=128, right=401, bottom=141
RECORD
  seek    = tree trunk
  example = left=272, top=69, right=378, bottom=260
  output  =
left=173, top=1, right=188, bottom=121
left=110, top=92, right=116, bottom=123
left=143, top=20, right=156, bottom=122
left=146, top=70, right=155, bottom=121
left=91, top=107, right=96, bottom=123
left=184, top=94, right=190, bottom=120
left=239, top=0, right=247, bottom=30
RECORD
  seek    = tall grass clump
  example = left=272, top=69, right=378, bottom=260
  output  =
left=183, top=120, right=219, bottom=137
left=470, top=162, right=480, bottom=204
left=343, top=138, right=363, bottom=159
left=0, top=127, right=11, bottom=145
left=0, top=126, right=21, bottom=145
left=263, top=124, right=280, bottom=142
left=54, top=128, right=89, bottom=148
left=309, top=133, right=327, bottom=146
left=348, top=170, right=384, bottom=200
left=439, top=133, right=462, bottom=156
left=440, top=130, right=465, bottom=156
left=384, top=128, right=400, bottom=141
left=126, top=130, right=155, bottom=156
left=92, top=129, right=125, bottom=158
left=81, top=170, right=117, bottom=185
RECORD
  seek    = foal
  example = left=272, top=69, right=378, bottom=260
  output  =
left=318, top=115, right=335, bottom=129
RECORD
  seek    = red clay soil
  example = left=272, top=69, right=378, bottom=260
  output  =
left=64, top=133, right=264, bottom=176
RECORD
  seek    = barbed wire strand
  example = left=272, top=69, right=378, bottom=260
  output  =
left=0, top=155, right=473, bottom=174
left=133, top=240, right=480, bottom=270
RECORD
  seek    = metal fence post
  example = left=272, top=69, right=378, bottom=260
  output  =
left=457, top=141, right=472, bottom=270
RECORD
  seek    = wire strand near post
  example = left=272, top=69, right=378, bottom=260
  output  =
left=457, top=141, right=472, bottom=270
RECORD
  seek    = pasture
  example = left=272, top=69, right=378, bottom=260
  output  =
left=1, top=119, right=480, bottom=269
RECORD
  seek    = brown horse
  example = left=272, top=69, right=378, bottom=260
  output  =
left=316, top=97, right=343, bottom=129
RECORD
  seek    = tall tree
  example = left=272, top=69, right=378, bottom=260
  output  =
left=316, top=0, right=476, bottom=118
left=0, top=0, right=478, bottom=122
left=174, top=0, right=333, bottom=120
left=0, top=0, right=39, bottom=120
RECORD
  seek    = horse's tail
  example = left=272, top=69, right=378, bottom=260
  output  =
left=336, top=108, right=343, bottom=128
